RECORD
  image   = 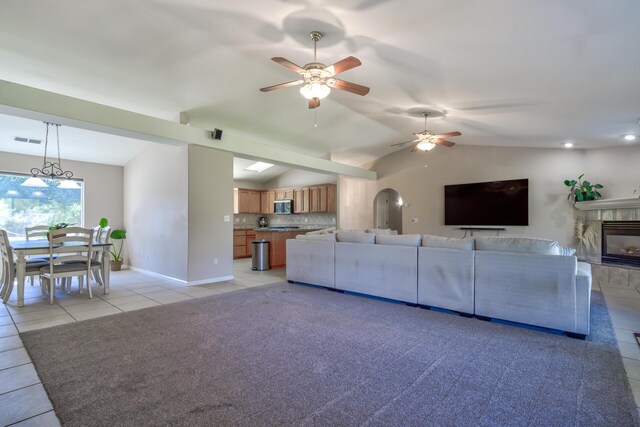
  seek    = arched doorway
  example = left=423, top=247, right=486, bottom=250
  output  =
left=373, top=188, right=403, bottom=234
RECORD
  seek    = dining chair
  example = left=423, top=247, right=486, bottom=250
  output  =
left=91, top=225, right=110, bottom=286
left=40, top=227, right=93, bottom=304
left=25, top=225, right=50, bottom=287
left=0, top=229, right=49, bottom=304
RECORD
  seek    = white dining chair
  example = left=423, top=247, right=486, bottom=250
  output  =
left=24, top=225, right=50, bottom=287
left=40, top=227, right=93, bottom=304
left=67, top=225, right=110, bottom=292
left=0, top=229, right=49, bottom=304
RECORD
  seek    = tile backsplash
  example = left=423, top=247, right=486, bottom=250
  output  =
left=234, top=213, right=336, bottom=229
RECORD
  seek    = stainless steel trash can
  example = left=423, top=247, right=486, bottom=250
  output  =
left=251, top=240, right=270, bottom=271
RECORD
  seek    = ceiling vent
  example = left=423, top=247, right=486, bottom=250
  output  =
left=14, top=136, right=42, bottom=145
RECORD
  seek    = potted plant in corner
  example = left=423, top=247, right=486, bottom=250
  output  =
left=99, top=218, right=127, bottom=271
left=564, top=174, right=603, bottom=203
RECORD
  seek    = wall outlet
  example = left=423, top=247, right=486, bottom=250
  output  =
left=213, top=257, right=218, bottom=265
left=411, top=218, right=419, bottom=223
left=223, top=215, right=230, bottom=222
left=304, top=217, right=309, bottom=223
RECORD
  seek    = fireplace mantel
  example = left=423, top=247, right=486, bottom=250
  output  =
left=574, top=198, right=640, bottom=211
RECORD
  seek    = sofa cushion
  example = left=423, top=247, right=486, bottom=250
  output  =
left=366, top=228, right=398, bottom=235
left=305, top=227, right=337, bottom=235
left=422, top=234, right=475, bottom=251
left=296, top=233, right=337, bottom=242
left=337, top=231, right=376, bottom=244
left=476, top=236, right=560, bottom=255
left=559, top=246, right=577, bottom=256
left=376, top=234, right=421, bottom=247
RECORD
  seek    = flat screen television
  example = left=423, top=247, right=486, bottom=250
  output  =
left=444, top=179, right=529, bottom=226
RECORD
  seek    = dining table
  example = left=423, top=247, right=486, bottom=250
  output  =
left=6, top=239, right=112, bottom=307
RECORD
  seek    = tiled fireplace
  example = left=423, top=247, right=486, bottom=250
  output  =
left=602, top=221, right=640, bottom=268
left=575, top=198, right=640, bottom=288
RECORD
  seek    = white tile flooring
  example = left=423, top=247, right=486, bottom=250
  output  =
left=0, top=259, right=284, bottom=426
left=2, top=263, right=640, bottom=424
left=600, top=283, right=640, bottom=414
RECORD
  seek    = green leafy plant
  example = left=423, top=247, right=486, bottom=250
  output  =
left=99, top=217, right=127, bottom=263
left=564, top=174, right=603, bottom=202
left=48, top=222, right=73, bottom=231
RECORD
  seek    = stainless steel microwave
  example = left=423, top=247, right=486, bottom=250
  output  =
left=274, top=199, right=293, bottom=215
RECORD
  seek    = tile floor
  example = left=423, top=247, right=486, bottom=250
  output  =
left=0, top=259, right=284, bottom=426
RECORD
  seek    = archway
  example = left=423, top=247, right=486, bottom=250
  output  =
left=373, top=188, right=403, bottom=234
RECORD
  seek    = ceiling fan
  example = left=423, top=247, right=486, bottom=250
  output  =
left=259, top=31, right=370, bottom=109
left=390, top=112, right=461, bottom=152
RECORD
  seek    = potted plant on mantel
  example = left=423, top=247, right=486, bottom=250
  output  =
left=99, top=218, right=127, bottom=271
left=564, top=174, right=604, bottom=203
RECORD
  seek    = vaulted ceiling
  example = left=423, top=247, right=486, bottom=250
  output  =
left=1, top=0, right=639, bottom=168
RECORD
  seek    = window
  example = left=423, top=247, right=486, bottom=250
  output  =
left=0, top=172, right=83, bottom=239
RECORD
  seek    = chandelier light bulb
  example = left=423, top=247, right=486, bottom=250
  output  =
left=300, top=83, right=330, bottom=100
left=416, top=141, right=436, bottom=151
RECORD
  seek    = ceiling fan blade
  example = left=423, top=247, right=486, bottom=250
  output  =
left=326, top=56, right=362, bottom=76
left=327, top=79, right=370, bottom=96
left=410, top=144, right=419, bottom=152
left=434, top=131, right=462, bottom=138
left=390, top=139, right=419, bottom=147
left=308, top=97, right=320, bottom=109
left=271, top=57, right=304, bottom=74
left=436, top=139, right=456, bottom=147
left=260, top=80, right=304, bottom=92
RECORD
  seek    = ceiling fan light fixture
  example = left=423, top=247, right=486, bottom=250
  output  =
left=416, top=141, right=437, bottom=151
left=624, top=134, right=636, bottom=142
left=300, top=83, right=330, bottom=100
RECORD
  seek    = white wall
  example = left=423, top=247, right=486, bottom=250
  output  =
left=233, top=180, right=264, bottom=190
left=124, top=144, right=188, bottom=281
left=338, top=144, right=640, bottom=245
left=188, top=145, right=234, bottom=283
left=0, top=151, right=123, bottom=229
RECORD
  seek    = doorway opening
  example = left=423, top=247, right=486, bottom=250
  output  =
left=373, top=188, right=403, bottom=234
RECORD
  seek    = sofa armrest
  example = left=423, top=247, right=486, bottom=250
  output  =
left=575, top=262, right=592, bottom=335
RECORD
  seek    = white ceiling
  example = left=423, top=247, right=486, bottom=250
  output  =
left=233, top=157, right=290, bottom=182
left=0, top=113, right=147, bottom=166
left=0, top=0, right=639, bottom=168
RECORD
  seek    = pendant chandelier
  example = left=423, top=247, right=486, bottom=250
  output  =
left=21, top=122, right=80, bottom=189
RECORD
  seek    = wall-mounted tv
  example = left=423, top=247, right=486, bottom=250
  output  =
left=444, top=179, right=529, bottom=226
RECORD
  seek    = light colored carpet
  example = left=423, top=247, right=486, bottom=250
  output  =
left=22, top=283, right=639, bottom=426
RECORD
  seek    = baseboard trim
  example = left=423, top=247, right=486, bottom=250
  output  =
left=188, top=276, right=234, bottom=286
left=128, top=266, right=188, bottom=284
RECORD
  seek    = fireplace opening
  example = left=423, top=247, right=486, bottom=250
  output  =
left=602, top=221, right=640, bottom=268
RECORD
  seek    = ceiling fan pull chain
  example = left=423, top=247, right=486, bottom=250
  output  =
left=314, top=109, right=317, bottom=127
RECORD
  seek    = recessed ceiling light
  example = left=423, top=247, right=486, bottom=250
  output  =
left=564, top=142, right=574, bottom=148
left=624, top=134, right=636, bottom=142
left=244, top=162, right=274, bottom=173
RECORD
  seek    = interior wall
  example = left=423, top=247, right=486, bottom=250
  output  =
left=0, top=151, right=123, bottom=229
left=124, top=143, right=188, bottom=281
left=233, top=180, right=264, bottom=190
left=340, top=145, right=597, bottom=245
left=263, top=169, right=337, bottom=188
left=585, top=145, right=640, bottom=199
left=188, top=145, right=234, bottom=283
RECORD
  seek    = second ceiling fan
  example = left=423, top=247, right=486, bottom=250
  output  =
left=391, top=112, right=461, bottom=152
left=260, top=31, right=370, bottom=109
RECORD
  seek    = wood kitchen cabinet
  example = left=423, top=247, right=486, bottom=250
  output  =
left=309, top=185, right=337, bottom=213
left=275, top=189, right=294, bottom=200
left=234, top=188, right=262, bottom=214
left=294, top=188, right=310, bottom=213
left=233, top=229, right=257, bottom=259
left=261, top=191, right=275, bottom=214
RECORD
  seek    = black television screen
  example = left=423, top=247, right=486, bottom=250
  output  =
left=444, top=179, right=529, bottom=226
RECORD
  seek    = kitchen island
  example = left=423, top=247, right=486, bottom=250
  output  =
left=253, top=228, right=316, bottom=268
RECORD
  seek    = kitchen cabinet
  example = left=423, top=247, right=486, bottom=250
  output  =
left=234, top=188, right=262, bottom=214
left=253, top=229, right=314, bottom=267
left=261, top=191, right=275, bottom=214
left=233, top=229, right=257, bottom=259
left=275, top=189, right=294, bottom=200
left=309, top=185, right=336, bottom=213
left=294, top=188, right=309, bottom=213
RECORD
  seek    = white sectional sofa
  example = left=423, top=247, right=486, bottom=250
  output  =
left=285, top=232, right=593, bottom=337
